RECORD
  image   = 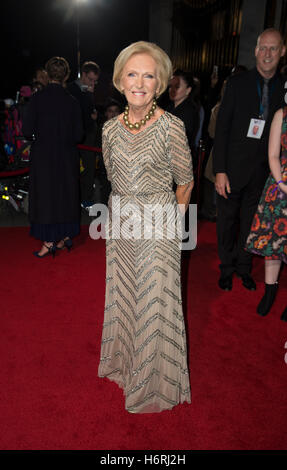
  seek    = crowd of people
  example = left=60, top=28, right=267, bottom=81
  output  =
left=2, top=27, right=287, bottom=413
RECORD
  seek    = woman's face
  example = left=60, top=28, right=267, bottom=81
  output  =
left=105, top=105, right=120, bottom=120
left=120, top=53, right=159, bottom=110
left=169, top=75, right=191, bottom=107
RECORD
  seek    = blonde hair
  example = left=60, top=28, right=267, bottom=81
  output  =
left=113, top=41, right=172, bottom=98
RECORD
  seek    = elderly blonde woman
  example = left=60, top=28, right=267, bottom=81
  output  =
left=98, top=41, right=194, bottom=413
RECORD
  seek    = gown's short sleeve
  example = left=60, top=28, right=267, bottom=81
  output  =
left=167, top=117, right=194, bottom=185
left=102, top=123, right=112, bottom=182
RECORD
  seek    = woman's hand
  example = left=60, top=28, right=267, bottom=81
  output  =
left=176, top=181, right=194, bottom=214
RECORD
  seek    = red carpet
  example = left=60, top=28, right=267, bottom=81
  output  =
left=1, top=221, right=287, bottom=450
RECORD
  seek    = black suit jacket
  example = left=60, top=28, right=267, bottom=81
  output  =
left=213, top=68, right=284, bottom=189
left=66, top=81, right=95, bottom=135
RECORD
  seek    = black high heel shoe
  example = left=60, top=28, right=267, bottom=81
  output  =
left=257, top=282, right=278, bottom=316
left=64, top=238, right=73, bottom=251
left=56, top=238, right=73, bottom=252
left=33, top=243, right=57, bottom=258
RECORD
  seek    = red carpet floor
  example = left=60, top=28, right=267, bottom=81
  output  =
left=1, top=221, right=287, bottom=450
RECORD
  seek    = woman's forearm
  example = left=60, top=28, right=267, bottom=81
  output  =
left=269, top=154, right=283, bottom=183
left=268, top=108, right=283, bottom=184
left=175, top=181, right=194, bottom=213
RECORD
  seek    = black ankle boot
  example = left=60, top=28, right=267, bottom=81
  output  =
left=257, top=282, right=278, bottom=317
left=281, top=306, right=287, bottom=322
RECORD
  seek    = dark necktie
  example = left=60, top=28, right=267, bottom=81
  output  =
left=261, top=79, right=269, bottom=120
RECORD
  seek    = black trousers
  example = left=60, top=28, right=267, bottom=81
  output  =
left=80, top=148, right=95, bottom=203
left=80, top=126, right=97, bottom=203
left=216, top=168, right=268, bottom=277
left=200, top=177, right=217, bottom=219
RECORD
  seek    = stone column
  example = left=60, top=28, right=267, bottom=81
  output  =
left=274, top=0, right=283, bottom=29
left=237, top=0, right=267, bottom=68
left=149, top=0, right=173, bottom=55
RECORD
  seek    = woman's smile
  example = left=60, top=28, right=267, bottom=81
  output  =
left=121, top=53, right=159, bottom=115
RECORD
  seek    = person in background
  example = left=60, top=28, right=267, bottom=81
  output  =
left=23, top=56, right=83, bottom=257
left=193, top=77, right=205, bottom=149
left=168, top=69, right=199, bottom=160
left=200, top=66, right=247, bottom=221
left=104, top=99, right=121, bottom=121
left=246, top=106, right=287, bottom=321
left=67, top=61, right=100, bottom=209
left=200, top=80, right=227, bottom=222
left=32, top=67, right=49, bottom=88
left=17, top=85, right=33, bottom=123
left=94, top=99, right=122, bottom=205
left=213, top=28, right=286, bottom=292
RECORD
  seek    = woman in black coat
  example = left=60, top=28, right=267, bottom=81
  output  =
left=167, top=69, right=199, bottom=160
left=23, top=57, right=83, bottom=257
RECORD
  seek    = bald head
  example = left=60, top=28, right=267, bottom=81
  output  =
left=256, top=28, right=283, bottom=47
left=255, top=28, right=286, bottom=79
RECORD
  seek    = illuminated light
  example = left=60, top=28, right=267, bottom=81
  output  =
left=201, top=42, right=207, bottom=66
left=4, top=186, right=8, bottom=191
left=2, top=195, right=9, bottom=200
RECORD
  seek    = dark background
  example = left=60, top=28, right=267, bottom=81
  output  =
left=0, top=0, right=150, bottom=100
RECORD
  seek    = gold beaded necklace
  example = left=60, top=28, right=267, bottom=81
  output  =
left=123, top=99, right=157, bottom=131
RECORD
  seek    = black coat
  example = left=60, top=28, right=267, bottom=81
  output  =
left=167, top=98, right=199, bottom=154
left=66, top=81, right=95, bottom=135
left=23, top=83, right=83, bottom=224
left=213, top=68, right=285, bottom=190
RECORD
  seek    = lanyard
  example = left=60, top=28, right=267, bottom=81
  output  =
left=256, top=78, right=276, bottom=118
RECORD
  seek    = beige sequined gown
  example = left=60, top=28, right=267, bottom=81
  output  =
left=98, top=112, right=193, bottom=413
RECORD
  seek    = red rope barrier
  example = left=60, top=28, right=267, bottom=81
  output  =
left=77, top=144, right=102, bottom=153
left=0, top=145, right=102, bottom=178
left=0, top=167, right=29, bottom=178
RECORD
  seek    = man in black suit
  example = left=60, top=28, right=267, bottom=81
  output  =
left=67, top=61, right=100, bottom=209
left=213, top=28, right=286, bottom=291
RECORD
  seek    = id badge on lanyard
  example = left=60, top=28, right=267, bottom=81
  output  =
left=246, top=78, right=274, bottom=139
left=247, top=118, right=265, bottom=139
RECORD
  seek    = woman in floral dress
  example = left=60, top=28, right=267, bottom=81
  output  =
left=246, top=106, right=287, bottom=320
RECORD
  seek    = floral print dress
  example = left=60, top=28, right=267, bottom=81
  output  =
left=246, top=107, right=287, bottom=264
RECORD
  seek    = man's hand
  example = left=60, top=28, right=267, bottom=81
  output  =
left=215, top=172, right=231, bottom=199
